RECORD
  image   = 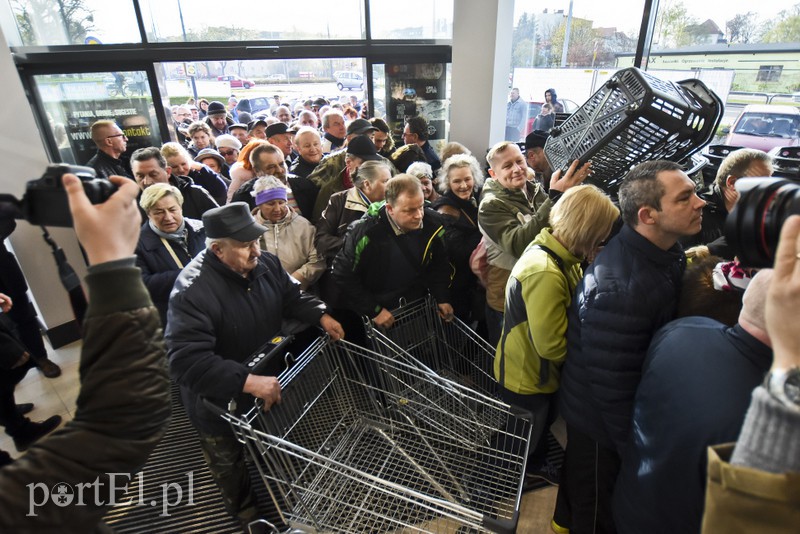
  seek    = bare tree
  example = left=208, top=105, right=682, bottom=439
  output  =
left=726, top=12, right=758, bottom=43
left=13, top=0, right=95, bottom=46
left=652, top=0, right=696, bottom=48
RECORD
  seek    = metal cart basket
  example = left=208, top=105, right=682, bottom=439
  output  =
left=545, top=67, right=724, bottom=194
left=223, top=337, right=532, bottom=534
left=364, top=296, right=497, bottom=400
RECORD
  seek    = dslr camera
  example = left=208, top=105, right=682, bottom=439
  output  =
left=0, top=164, right=117, bottom=228
left=726, top=177, right=800, bottom=268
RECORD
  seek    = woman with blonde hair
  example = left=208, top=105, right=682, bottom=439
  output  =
left=160, top=142, right=228, bottom=205
left=134, top=183, right=206, bottom=324
left=251, top=176, right=325, bottom=290
left=495, top=184, right=619, bottom=487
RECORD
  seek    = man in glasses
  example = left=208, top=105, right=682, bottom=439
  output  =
left=86, top=120, right=133, bottom=180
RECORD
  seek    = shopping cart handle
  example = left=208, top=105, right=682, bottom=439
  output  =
left=201, top=397, right=233, bottom=416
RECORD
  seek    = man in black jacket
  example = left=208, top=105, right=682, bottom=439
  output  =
left=332, top=174, right=453, bottom=330
left=554, top=160, right=707, bottom=533
left=166, top=203, right=343, bottom=527
left=86, top=120, right=132, bottom=179
left=131, top=147, right=218, bottom=221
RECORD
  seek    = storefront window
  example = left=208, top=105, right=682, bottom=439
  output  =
left=33, top=71, right=161, bottom=165
left=506, top=0, right=646, bottom=141
left=1, top=0, right=140, bottom=47
left=140, top=0, right=365, bottom=42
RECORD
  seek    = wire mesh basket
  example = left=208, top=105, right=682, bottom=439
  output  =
left=224, top=337, right=532, bottom=534
left=364, top=296, right=497, bottom=399
left=545, top=67, right=724, bottom=194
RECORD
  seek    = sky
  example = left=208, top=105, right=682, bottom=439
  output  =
left=24, top=0, right=796, bottom=45
left=84, top=0, right=453, bottom=43
left=513, top=0, right=796, bottom=36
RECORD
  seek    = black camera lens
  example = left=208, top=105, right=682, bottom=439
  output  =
left=725, top=177, right=800, bottom=267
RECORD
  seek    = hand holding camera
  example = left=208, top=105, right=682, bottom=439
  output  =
left=62, top=173, right=141, bottom=266
left=765, top=214, right=800, bottom=368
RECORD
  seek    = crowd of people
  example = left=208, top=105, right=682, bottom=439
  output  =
left=0, top=90, right=796, bottom=534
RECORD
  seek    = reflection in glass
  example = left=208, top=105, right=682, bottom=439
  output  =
left=2, top=0, right=140, bottom=46
left=370, top=0, right=453, bottom=39
left=139, top=0, right=364, bottom=42
left=375, top=62, right=451, bottom=149
left=34, top=72, right=160, bottom=166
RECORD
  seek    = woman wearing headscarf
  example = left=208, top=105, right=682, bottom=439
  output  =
left=251, top=176, right=325, bottom=291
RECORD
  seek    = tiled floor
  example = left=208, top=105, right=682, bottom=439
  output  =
left=1, top=340, right=81, bottom=459
left=5, top=338, right=565, bottom=533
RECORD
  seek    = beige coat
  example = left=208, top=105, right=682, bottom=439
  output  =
left=254, top=208, right=325, bottom=289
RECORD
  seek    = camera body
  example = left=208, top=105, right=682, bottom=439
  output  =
left=18, top=164, right=117, bottom=227
left=726, top=177, right=800, bottom=267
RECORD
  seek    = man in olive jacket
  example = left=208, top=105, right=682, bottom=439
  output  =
left=0, top=173, right=171, bottom=532
left=478, top=141, right=587, bottom=345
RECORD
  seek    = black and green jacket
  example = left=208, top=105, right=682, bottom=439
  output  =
left=331, top=202, right=452, bottom=318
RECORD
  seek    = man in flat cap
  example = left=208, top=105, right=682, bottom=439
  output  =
left=166, top=202, right=344, bottom=527
left=266, top=121, right=293, bottom=162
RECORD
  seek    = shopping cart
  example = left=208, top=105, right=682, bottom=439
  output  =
left=362, top=297, right=506, bottom=448
left=363, top=295, right=497, bottom=398
left=221, top=336, right=532, bottom=534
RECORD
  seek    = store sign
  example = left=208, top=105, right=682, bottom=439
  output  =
left=59, top=98, right=161, bottom=166
left=385, top=63, right=447, bottom=141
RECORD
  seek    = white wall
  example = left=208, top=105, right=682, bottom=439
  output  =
left=450, top=0, right=516, bottom=158
left=0, top=26, right=88, bottom=336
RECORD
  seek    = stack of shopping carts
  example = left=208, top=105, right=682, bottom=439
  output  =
left=222, top=319, right=532, bottom=533
left=363, top=295, right=496, bottom=397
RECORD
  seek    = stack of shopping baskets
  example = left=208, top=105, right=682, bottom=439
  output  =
left=220, top=299, right=531, bottom=533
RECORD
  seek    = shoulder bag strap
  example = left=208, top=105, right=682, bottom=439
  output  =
left=160, top=237, right=184, bottom=269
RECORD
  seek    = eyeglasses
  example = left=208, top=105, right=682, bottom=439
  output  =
left=219, top=149, right=237, bottom=156
left=106, top=134, right=127, bottom=140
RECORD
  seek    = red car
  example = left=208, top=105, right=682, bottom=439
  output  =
left=524, top=99, right=580, bottom=137
left=217, top=75, right=256, bottom=89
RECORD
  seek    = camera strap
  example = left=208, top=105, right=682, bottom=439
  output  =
left=41, top=227, right=87, bottom=328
